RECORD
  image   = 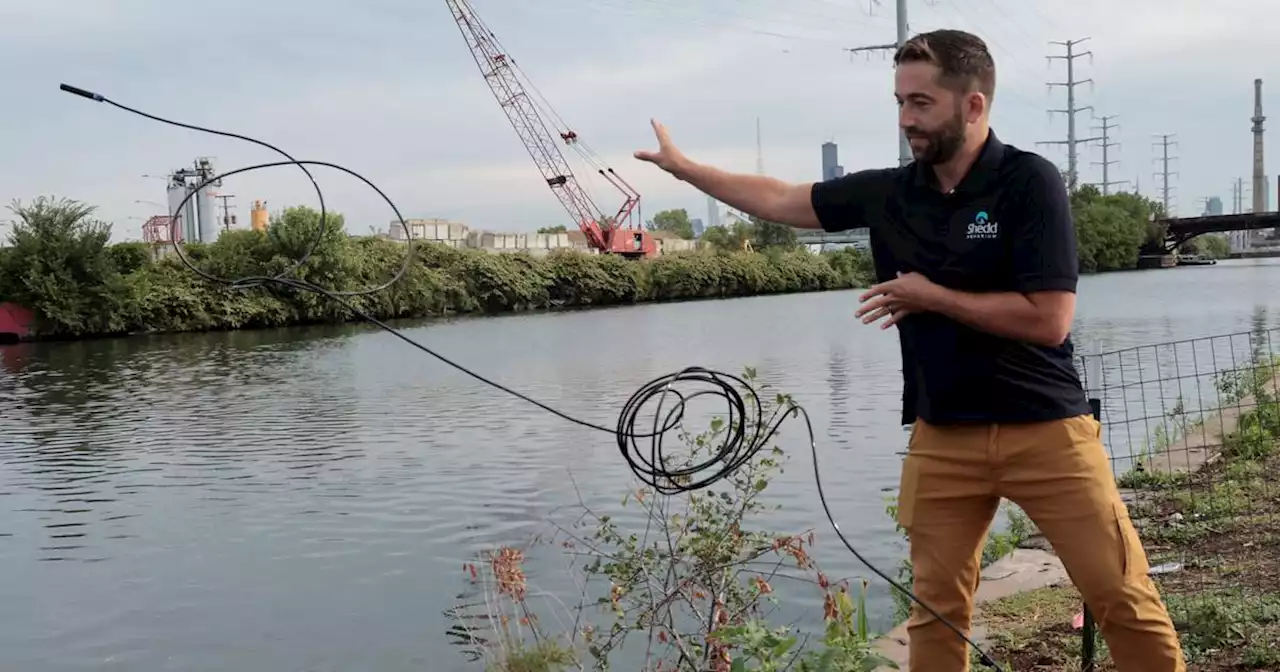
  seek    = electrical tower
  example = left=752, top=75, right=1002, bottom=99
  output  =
left=216, top=194, right=237, bottom=232
left=846, top=0, right=911, bottom=166
left=1152, top=134, right=1179, bottom=215
left=1232, top=177, right=1251, bottom=214
left=1089, top=115, right=1128, bottom=195
left=1038, top=38, right=1096, bottom=192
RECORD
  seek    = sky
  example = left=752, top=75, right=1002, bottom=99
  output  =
left=1, top=0, right=1277, bottom=242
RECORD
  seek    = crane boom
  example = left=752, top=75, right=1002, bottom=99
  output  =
left=445, top=0, right=654, bottom=257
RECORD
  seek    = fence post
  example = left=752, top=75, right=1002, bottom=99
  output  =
left=1081, top=396, right=1102, bottom=671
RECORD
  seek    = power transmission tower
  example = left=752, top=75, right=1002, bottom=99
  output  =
left=846, top=0, right=912, bottom=167
left=1232, top=177, right=1251, bottom=214
left=1038, top=38, right=1096, bottom=192
left=1152, top=134, right=1178, bottom=215
left=1089, top=115, right=1128, bottom=195
left=216, top=194, right=237, bottom=232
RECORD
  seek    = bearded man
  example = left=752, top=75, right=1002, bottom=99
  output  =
left=634, top=28, right=1186, bottom=672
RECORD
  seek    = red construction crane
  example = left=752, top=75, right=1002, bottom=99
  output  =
left=445, top=0, right=657, bottom=258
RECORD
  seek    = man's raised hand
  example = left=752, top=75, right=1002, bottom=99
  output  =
left=634, top=119, right=687, bottom=176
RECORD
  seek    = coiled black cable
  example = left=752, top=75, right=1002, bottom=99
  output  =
left=59, top=82, right=1001, bottom=669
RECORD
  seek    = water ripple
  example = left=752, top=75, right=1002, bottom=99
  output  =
left=1, top=260, right=1279, bottom=670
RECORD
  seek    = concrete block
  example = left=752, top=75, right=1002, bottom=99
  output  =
left=871, top=549, right=1068, bottom=671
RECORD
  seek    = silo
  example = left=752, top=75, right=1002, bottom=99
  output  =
left=196, top=183, right=219, bottom=243
left=250, top=200, right=269, bottom=232
left=166, top=180, right=197, bottom=243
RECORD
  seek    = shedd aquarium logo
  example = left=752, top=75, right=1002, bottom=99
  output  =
left=966, top=210, right=999, bottom=240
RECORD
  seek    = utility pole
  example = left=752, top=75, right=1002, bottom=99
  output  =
left=1152, top=134, right=1178, bottom=216
left=1038, top=38, right=1096, bottom=192
left=846, top=0, right=911, bottom=167
left=1090, top=115, right=1128, bottom=195
left=216, top=194, right=237, bottom=232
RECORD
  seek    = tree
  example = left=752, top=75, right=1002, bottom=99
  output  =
left=749, top=215, right=797, bottom=249
left=700, top=221, right=754, bottom=252
left=537, top=225, right=568, bottom=234
left=1070, top=186, right=1154, bottom=272
left=0, top=196, right=131, bottom=335
left=268, top=205, right=347, bottom=260
left=1182, top=234, right=1230, bottom=259
left=647, top=208, right=695, bottom=239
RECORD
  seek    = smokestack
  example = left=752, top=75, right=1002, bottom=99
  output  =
left=1252, top=78, right=1266, bottom=214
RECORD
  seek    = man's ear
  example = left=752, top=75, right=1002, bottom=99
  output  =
left=965, top=92, right=987, bottom=123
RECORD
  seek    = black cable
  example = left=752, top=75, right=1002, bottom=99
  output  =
left=58, top=83, right=1001, bottom=669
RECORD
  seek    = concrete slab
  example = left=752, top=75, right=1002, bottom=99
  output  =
left=870, top=549, right=1068, bottom=670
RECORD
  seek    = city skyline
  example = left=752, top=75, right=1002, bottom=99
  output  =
left=3, top=0, right=1278, bottom=240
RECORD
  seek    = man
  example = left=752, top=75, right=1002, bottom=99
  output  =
left=634, top=29, right=1185, bottom=672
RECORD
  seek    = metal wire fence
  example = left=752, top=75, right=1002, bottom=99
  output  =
left=1073, top=325, right=1280, bottom=669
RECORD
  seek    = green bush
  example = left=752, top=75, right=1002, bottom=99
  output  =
left=0, top=198, right=877, bottom=339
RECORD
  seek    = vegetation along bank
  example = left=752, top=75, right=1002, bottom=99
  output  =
left=0, top=197, right=874, bottom=340
left=969, top=342, right=1280, bottom=670
left=0, top=187, right=1233, bottom=341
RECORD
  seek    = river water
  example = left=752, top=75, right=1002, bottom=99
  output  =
left=2, top=258, right=1279, bottom=671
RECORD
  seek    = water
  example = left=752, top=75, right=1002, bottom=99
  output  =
left=2, top=258, right=1279, bottom=671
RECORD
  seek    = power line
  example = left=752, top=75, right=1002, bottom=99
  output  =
left=1037, top=38, right=1096, bottom=192
left=1152, top=134, right=1178, bottom=216
left=1089, top=115, right=1127, bottom=195
left=846, top=0, right=911, bottom=167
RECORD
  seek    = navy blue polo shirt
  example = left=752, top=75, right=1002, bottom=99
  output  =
left=811, top=130, right=1091, bottom=426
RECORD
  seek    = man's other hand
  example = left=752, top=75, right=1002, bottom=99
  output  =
left=634, top=119, right=688, bottom=176
left=856, top=272, right=941, bottom=329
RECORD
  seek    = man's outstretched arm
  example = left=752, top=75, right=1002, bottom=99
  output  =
left=671, top=161, right=822, bottom=228
left=635, top=119, right=894, bottom=231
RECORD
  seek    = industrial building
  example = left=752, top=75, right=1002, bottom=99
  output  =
left=386, top=218, right=696, bottom=255
left=163, top=158, right=222, bottom=244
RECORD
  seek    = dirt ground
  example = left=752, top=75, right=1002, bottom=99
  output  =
left=974, top=449, right=1280, bottom=670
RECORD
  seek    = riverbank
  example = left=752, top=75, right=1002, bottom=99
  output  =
left=969, top=353, right=1280, bottom=670
left=0, top=200, right=875, bottom=341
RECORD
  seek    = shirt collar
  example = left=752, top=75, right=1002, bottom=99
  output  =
left=912, top=129, right=1005, bottom=195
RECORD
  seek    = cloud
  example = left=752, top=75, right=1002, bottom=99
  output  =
left=3, top=0, right=1280, bottom=240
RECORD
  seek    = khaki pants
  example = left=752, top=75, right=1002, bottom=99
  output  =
left=897, top=414, right=1185, bottom=671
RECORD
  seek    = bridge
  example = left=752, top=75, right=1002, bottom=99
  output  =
left=1161, top=212, right=1280, bottom=251
left=795, top=228, right=868, bottom=248
left=794, top=213, right=1280, bottom=252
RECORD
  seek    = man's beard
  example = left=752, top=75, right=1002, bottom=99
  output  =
left=904, top=110, right=966, bottom=165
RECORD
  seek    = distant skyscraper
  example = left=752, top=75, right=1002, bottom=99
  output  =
left=822, top=142, right=840, bottom=181
left=706, top=194, right=720, bottom=229
left=690, top=217, right=705, bottom=237
left=1204, top=197, right=1224, bottom=216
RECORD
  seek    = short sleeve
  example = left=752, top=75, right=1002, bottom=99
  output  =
left=1006, top=157, right=1079, bottom=293
left=809, top=168, right=898, bottom=233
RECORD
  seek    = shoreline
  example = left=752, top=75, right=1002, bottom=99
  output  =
left=0, top=285, right=866, bottom=346
left=871, top=358, right=1280, bottom=670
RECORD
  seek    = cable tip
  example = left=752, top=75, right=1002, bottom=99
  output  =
left=59, top=83, right=104, bottom=102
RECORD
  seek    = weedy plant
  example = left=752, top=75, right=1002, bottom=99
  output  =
left=448, top=368, right=895, bottom=671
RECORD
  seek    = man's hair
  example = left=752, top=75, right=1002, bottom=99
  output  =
left=893, top=29, right=996, bottom=100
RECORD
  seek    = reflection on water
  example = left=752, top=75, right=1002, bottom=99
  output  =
left=2, top=259, right=1280, bottom=671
